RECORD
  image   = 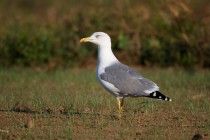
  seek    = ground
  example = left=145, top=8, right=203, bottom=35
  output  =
left=0, top=68, right=209, bottom=139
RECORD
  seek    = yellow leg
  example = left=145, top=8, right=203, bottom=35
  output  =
left=117, top=98, right=124, bottom=112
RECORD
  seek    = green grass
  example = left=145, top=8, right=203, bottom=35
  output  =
left=0, top=68, right=209, bottom=139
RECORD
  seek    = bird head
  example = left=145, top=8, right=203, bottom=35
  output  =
left=80, top=32, right=111, bottom=47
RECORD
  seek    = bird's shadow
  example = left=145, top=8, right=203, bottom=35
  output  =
left=0, top=108, right=120, bottom=120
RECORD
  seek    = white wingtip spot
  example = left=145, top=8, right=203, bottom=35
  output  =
left=165, top=97, right=168, bottom=101
left=169, top=99, right=172, bottom=102
left=159, top=96, right=162, bottom=99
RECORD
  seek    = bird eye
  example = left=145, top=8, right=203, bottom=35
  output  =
left=95, top=35, right=101, bottom=38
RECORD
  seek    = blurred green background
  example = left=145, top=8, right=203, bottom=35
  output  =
left=0, top=0, right=209, bottom=69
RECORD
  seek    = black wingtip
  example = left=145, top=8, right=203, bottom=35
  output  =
left=148, top=91, right=172, bottom=101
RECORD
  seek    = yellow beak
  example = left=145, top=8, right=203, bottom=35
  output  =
left=80, top=37, right=93, bottom=43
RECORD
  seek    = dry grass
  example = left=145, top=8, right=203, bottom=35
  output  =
left=0, top=68, right=209, bottom=139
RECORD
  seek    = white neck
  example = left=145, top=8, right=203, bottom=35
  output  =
left=97, top=44, right=119, bottom=68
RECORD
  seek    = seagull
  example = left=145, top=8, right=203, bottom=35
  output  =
left=80, top=32, right=171, bottom=112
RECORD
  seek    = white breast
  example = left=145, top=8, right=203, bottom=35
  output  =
left=95, top=41, right=121, bottom=97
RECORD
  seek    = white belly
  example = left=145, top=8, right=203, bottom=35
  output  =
left=96, top=66, right=121, bottom=97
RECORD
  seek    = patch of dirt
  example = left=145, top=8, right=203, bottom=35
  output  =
left=0, top=109, right=209, bottom=139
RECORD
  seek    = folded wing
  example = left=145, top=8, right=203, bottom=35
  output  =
left=100, top=63, right=159, bottom=97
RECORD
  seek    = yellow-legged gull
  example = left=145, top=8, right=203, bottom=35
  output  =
left=80, top=32, right=171, bottom=112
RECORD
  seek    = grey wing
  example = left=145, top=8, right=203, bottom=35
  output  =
left=100, top=63, right=159, bottom=97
